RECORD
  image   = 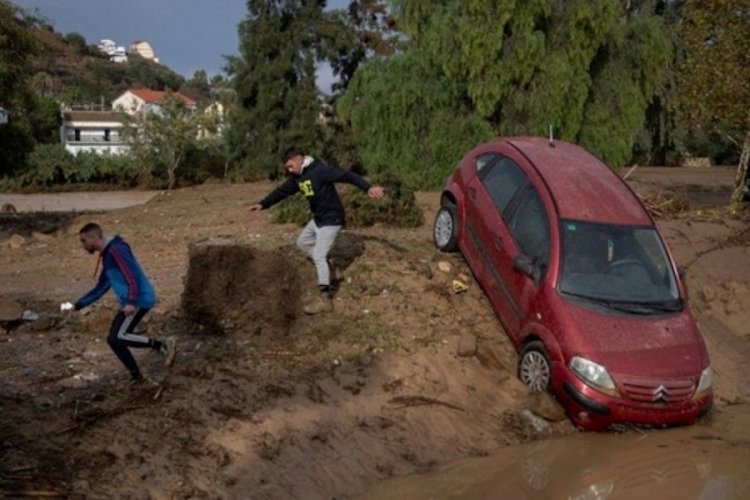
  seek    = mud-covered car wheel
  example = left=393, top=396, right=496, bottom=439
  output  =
left=518, top=340, right=552, bottom=392
left=434, top=203, right=459, bottom=252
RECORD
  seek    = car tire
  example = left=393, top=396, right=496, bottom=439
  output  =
left=518, top=340, right=552, bottom=393
left=434, top=202, right=459, bottom=252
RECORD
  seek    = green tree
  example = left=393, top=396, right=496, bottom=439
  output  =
left=123, top=96, right=219, bottom=189
left=320, top=0, right=401, bottom=94
left=340, top=0, right=672, bottom=186
left=0, top=0, right=42, bottom=174
left=226, top=0, right=325, bottom=179
left=676, top=0, right=750, bottom=196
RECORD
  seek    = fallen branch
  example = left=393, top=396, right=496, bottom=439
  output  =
left=388, top=395, right=464, bottom=412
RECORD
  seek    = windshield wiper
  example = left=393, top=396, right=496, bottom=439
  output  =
left=609, top=299, right=682, bottom=313
left=561, top=292, right=677, bottom=315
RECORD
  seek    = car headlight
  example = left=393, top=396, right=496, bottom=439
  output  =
left=694, top=366, right=712, bottom=399
left=570, top=356, right=619, bottom=397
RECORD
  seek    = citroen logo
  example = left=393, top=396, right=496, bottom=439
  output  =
left=652, top=385, right=669, bottom=402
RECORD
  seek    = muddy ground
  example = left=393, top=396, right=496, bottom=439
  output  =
left=0, top=167, right=749, bottom=498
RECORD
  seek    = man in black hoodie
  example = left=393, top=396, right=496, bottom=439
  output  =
left=249, top=149, right=385, bottom=314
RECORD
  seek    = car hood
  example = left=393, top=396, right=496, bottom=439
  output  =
left=559, top=299, right=708, bottom=379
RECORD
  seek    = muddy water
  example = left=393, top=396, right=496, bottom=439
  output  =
left=362, top=405, right=750, bottom=500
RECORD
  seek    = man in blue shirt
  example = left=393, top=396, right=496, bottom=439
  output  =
left=71, top=223, right=175, bottom=385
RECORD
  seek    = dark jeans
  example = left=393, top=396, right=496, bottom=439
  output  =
left=107, top=308, right=158, bottom=377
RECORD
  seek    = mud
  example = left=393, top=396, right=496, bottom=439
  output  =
left=181, top=239, right=302, bottom=335
left=0, top=176, right=748, bottom=498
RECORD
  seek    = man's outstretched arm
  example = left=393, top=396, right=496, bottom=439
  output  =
left=249, top=177, right=300, bottom=212
left=321, top=165, right=385, bottom=199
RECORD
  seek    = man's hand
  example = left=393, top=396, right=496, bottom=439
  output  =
left=368, top=186, right=385, bottom=199
left=248, top=203, right=264, bottom=213
left=122, top=304, right=136, bottom=316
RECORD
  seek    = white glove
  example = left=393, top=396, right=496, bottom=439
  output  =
left=60, top=302, right=74, bottom=312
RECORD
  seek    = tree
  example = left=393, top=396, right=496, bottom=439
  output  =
left=123, top=96, right=218, bottom=189
left=676, top=0, right=750, bottom=196
left=180, top=69, right=212, bottom=102
left=64, top=32, right=88, bottom=55
left=320, top=0, right=401, bottom=94
left=226, top=0, right=326, bottom=179
left=340, top=0, right=672, bottom=186
left=0, top=0, right=43, bottom=174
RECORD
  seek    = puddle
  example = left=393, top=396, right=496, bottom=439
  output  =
left=362, top=405, right=750, bottom=500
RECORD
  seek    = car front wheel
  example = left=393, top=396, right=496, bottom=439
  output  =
left=434, top=203, right=459, bottom=252
left=518, top=340, right=552, bottom=393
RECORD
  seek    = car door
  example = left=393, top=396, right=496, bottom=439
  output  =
left=501, top=185, right=552, bottom=341
left=466, top=155, right=529, bottom=335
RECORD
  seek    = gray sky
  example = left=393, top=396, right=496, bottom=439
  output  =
left=13, top=0, right=349, bottom=91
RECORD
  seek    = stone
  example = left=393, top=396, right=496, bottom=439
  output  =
left=519, top=409, right=552, bottom=434
left=0, top=300, right=24, bottom=321
left=527, top=392, right=567, bottom=422
left=31, top=231, right=55, bottom=243
left=3, top=234, right=26, bottom=249
left=457, top=332, right=477, bottom=357
left=437, top=261, right=451, bottom=273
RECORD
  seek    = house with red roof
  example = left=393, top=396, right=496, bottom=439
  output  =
left=112, top=88, right=197, bottom=115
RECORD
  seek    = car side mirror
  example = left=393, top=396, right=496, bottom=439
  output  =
left=514, top=254, right=542, bottom=285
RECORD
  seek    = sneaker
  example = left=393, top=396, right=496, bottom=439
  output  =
left=303, top=294, right=333, bottom=315
left=159, top=338, right=177, bottom=368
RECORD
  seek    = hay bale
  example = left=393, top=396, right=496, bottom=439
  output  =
left=181, top=238, right=302, bottom=335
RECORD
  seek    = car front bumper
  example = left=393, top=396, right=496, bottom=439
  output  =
left=556, top=374, right=713, bottom=431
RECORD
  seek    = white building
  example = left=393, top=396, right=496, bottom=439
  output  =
left=60, top=111, right=128, bottom=156
left=97, top=39, right=128, bottom=63
left=112, top=89, right=196, bottom=115
left=128, top=40, right=159, bottom=63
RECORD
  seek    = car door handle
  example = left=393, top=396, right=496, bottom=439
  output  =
left=468, top=187, right=477, bottom=200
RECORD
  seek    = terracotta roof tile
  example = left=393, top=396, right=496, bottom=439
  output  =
left=127, top=88, right=196, bottom=107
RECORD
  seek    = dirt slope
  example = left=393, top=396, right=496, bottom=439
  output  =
left=0, top=179, right=749, bottom=498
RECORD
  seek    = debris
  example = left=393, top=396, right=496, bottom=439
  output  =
left=31, top=231, right=55, bottom=244
left=1, top=202, right=17, bottom=213
left=2, top=234, right=27, bottom=249
left=389, top=395, right=464, bottom=412
left=519, top=409, right=552, bottom=434
left=527, top=392, right=567, bottom=423
left=452, top=279, right=469, bottom=294
left=457, top=332, right=477, bottom=357
left=437, top=261, right=451, bottom=273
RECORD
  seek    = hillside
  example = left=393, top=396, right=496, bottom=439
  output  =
left=28, top=25, right=190, bottom=105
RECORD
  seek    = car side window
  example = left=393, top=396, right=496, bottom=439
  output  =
left=475, top=153, right=500, bottom=176
left=481, top=157, right=530, bottom=215
left=507, top=187, right=550, bottom=266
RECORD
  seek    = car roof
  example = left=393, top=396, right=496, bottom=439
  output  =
left=501, top=137, right=652, bottom=226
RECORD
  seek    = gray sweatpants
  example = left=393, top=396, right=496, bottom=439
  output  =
left=296, top=220, right=341, bottom=287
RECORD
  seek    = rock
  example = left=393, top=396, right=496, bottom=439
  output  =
left=3, top=234, right=26, bottom=249
left=0, top=300, right=24, bottom=321
left=457, top=332, right=477, bottom=357
left=437, top=261, right=452, bottom=273
left=1, top=203, right=16, bottom=213
left=520, top=409, right=552, bottom=434
left=31, top=231, right=55, bottom=243
left=527, top=392, right=567, bottom=422
left=417, top=262, right=433, bottom=279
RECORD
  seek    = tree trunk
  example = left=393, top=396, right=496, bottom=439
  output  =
left=734, top=131, right=750, bottom=189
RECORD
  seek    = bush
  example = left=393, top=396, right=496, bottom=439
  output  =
left=271, top=172, right=423, bottom=228
left=12, top=144, right=146, bottom=188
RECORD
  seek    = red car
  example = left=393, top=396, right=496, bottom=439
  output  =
left=434, top=137, right=712, bottom=430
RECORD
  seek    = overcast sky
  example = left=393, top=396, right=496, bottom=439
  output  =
left=13, top=0, right=350, bottom=92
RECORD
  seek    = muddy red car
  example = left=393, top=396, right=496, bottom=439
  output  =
left=434, top=137, right=713, bottom=430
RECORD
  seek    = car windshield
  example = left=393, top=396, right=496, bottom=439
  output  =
left=559, top=220, right=680, bottom=312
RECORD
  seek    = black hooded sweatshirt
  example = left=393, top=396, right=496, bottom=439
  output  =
left=259, top=159, right=371, bottom=227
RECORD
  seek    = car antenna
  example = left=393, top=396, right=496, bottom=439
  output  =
left=549, top=125, right=555, bottom=148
